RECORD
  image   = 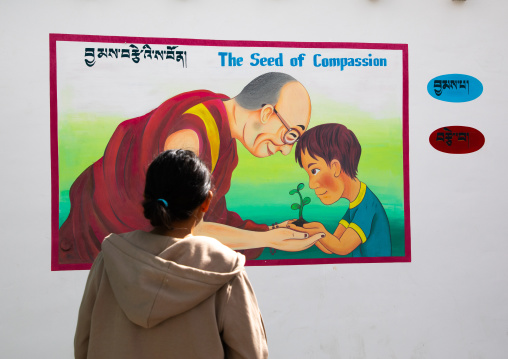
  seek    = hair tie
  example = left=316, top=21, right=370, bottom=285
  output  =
left=157, top=198, right=168, bottom=208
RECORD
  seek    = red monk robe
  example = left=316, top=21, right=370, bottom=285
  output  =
left=59, top=90, right=267, bottom=264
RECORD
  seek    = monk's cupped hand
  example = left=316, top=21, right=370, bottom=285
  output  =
left=264, top=227, right=324, bottom=252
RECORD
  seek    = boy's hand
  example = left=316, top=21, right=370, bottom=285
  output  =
left=287, top=221, right=328, bottom=237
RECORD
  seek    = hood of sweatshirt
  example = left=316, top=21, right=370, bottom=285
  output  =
left=101, top=230, right=246, bottom=329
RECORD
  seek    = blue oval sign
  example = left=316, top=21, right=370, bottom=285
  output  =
left=427, top=74, right=483, bottom=102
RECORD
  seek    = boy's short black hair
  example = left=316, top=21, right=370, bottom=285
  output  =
left=295, top=123, right=361, bottom=178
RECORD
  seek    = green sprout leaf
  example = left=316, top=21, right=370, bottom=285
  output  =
left=302, top=197, right=311, bottom=205
left=291, top=203, right=300, bottom=210
left=297, top=183, right=305, bottom=191
left=289, top=189, right=297, bottom=195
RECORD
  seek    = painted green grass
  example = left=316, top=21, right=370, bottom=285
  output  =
left=58, top=99, right=406, bottom=259
left=58, top=113, right=125, bottom=190
left=58, top=113, right=125, bottom=228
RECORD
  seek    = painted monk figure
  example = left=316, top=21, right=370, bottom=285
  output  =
left=59, top=72, right=322, bottom=264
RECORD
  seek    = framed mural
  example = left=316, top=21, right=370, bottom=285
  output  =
left=50, top=34, right=410, bottom=270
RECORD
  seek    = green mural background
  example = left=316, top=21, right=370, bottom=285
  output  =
left=58, top=96, right=405, bottom=261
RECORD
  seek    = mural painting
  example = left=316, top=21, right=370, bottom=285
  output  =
left=50, top=35, right=410, bottom=270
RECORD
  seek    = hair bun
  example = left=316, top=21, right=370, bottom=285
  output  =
left=143, top=150, right=212, bottom=229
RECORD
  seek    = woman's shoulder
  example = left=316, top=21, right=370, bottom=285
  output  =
left=172, top=235, right=246, bottom=273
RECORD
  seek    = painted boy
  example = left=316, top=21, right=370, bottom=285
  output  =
left=287, top=123, right=391, bottom=257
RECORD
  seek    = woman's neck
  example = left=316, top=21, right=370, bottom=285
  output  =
left=150, top=216, right=198, bottom=239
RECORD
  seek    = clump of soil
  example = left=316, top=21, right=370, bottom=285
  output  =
left=292, top=218, right=308, bottom=228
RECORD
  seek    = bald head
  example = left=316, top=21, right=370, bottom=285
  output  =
left=235, top=72, right=298, bottom=110
left=275, top=81, right=311, bottom=134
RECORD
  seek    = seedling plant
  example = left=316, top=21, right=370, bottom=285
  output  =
left=290, top=183, right=311, bottom=227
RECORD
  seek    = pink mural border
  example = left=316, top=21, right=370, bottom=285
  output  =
left=50, top=33, right=410, bottom=271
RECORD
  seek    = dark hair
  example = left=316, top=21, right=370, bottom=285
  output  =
left=295, top=123, right=361, bottom=178
left=143, top=150, right=212, bottom=229
left=235, top=72, right=297, bottom=110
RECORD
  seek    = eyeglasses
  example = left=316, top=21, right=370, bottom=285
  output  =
left=263, top=105, right=301, bottom=145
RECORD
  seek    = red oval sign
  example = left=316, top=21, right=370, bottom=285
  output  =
left=429, top=126, right=485, bottom=154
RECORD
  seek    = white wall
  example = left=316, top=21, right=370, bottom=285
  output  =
left=1, top=0, right=508, bottom=358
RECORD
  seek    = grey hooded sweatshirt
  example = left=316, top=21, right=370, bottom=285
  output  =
left=74, top=230, right=268, bottom=359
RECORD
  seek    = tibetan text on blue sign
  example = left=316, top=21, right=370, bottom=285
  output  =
left=427, top=74, right=482, bottom=102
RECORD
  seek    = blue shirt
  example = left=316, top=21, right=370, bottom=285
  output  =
left=340, top=183, right=391, bottom=257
